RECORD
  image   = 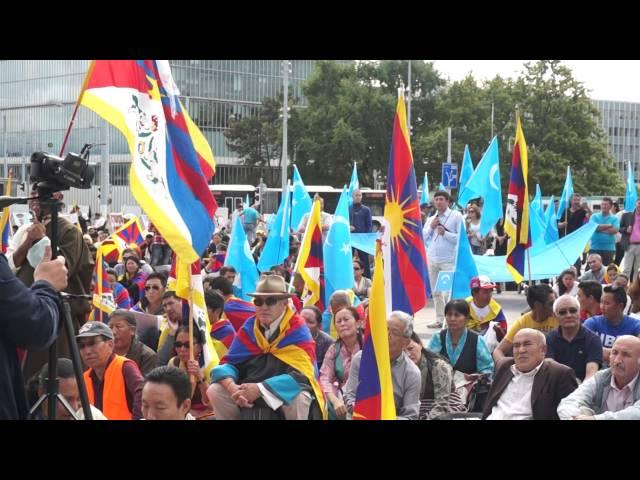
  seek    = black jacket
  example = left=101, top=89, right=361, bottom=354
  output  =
left=0, top=254, right=60, bottom=419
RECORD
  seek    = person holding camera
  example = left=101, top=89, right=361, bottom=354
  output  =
left=1, top=245, right=68, bottom=419
left=8, top=184, right=94, bottom=383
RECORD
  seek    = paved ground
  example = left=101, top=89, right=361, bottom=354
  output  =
left=413, top=291, right=529, bottom=342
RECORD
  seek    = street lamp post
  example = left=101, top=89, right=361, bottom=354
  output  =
left=281, top=60, right=290, bottom=193
left=3, top=115, right=7, bottom=177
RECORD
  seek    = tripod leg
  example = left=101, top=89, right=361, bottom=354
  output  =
left=46, top=337, right=57, bottom=420
left=62, top=301, right=93, bottom=420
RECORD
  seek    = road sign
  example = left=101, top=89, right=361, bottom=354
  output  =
left=441, top=163, right=458, bottom=189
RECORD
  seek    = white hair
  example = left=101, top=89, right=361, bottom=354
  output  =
left=553, top=294, right=580, bottom=313
left=388, top=311, right=414, bottom=338
left=514, top=328, right=546, bottom=346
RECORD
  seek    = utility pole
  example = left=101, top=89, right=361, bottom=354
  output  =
left=100, top=122, right=110, bottom=216
left=407, top=60, right=412, bottom=134
left=281, top=60, right=290, bottom=193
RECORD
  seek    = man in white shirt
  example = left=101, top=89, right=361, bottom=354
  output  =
left=557, top=335, right=640, bottom=420
left=484, top=329, right=578, bottom=420
left=422, top=190, right=463, bottom=328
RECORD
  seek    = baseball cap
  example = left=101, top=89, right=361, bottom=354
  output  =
left=76, top=321, right=114, bottom=340
left=470, top=275, right=496, bottom=290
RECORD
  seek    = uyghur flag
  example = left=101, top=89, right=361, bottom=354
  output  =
left=353, top=242, right=396, bottom=420
left=296, top=199, right=325, bottom=312
left=79, top=60, right=217, bottom=264
left=625, top=161, right=638, bottom=212
left=420, top=172, right=430, bottom=206
left=323, top=186, right=354, bottom=307
left=0, top=170, right=12, bottom=254
left=382, top=92, right=428, bottom=314
left=557, top=166, right=574, bottom=219
left=348, top=161, right=359, bottom=205
left=291, top=165, right=312, bottom=233
left=224, top=215, right=259, bottom=301
left=505, top=114, right=531, bottom=284
left=458, top=145, right=474, bottom=207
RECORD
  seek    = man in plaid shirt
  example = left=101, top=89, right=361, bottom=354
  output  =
left=149, top=223, right=172, bottom=267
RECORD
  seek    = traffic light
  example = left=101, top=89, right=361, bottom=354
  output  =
left=254, top=186, right=261, bottom=206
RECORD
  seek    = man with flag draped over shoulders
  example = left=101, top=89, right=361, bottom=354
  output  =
left=207, top=275, right=326, bottom=420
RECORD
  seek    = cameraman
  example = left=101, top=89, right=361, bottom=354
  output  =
left=6, top=184, right=93, bottom=381
left=1, top=246, right=68, bottom=419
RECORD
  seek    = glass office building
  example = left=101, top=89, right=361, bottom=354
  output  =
left=592, top=99, right=640, bottom=178
left=0, top=60, right=342, bottom=184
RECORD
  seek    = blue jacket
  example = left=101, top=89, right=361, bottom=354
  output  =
left=349, top=203, right=372, bottom=234
left=0, top=254, right=60, bottom=419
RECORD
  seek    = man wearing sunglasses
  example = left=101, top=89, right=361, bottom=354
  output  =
left=207, top=275, right=325, bottom=420
left=546, top=295, right=602, bottom=382
left=77, top=322, right=144, bottom=420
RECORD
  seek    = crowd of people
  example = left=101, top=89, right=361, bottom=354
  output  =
left=2, top=185, right=640, bottom=421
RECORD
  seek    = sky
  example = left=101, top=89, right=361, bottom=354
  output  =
left=430, top=60, right=640, bottom=103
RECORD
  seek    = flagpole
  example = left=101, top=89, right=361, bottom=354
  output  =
left=526, top=248, right=532, bottom=287
left=188, top=268, right=197, bottom=394
left=59, top=60, right=96, bottom=156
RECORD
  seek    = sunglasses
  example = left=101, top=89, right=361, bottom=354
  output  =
left=253, top=296, right=281, bottom=307
left=174, top=341, right=190, bottom=349
left=78, top=338, right=105, bottom=350
left=557, top=307, right=579, bottom=316
left=145, top=285, right=161, bottom=291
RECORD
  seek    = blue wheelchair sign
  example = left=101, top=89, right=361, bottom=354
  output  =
left=441, top=163, right=458, bottom=189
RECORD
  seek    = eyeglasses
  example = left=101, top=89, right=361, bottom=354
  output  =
left=353, top=267, right=361, bottom=271
left=557, top=307, right=579, bottom=316
left=78, top=338, right=105, bottom=350
left=253, top=297, right=281, bottom=307
left=174, top=341, right=190, bottom=349
left=145, top=285, right=161, bottom=291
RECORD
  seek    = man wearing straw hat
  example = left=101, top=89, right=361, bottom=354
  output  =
left=207, top=275, right=326, bottom=420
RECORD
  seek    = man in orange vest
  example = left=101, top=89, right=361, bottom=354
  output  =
left=77, top=322, right=144, bottom=420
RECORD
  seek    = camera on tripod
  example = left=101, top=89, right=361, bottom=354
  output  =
left=30, top=150, right=94, bottom=191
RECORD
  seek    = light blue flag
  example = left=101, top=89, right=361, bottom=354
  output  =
left=457, top=136, right=502, bottom=235
left=473, top=220, right=597, bottom=282
left=544, top=195, right=559, bottom=243
left=625, top=161, right=638, bottom=211
left=243, top=194, right=249, bottom=210
left=291, top=165, right=313, bottom=231
left=530, top=184, right=542, bottom=215
left=350, top=232, right=381, bottom=256
left=257, top=183, right=291, bottom=272
left=557, top=166, right=574, bottom=219
left=438, top=182, right=446, bottom=192
left=324, top=187, right=355, bottom=306
left=457, top=145, right=474, bottom=206
left=450, top=222, right=479, bottom=300
left=420, top=172, right=430, bottom=205
left=225, top=216, right=259, bottom=301
left=347, top=162, right=360, bottom=205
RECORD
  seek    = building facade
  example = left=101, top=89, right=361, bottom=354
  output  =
left=0, top=60, right=348, bottom=211
left=592, top=99, right=640, bottom=179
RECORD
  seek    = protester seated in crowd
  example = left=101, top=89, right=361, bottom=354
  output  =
left=493, top=284, right=558, bottom=362
left=292, top=272, right=305, bottom=304
left=106, top=268, right=132, bottom=310
left=626, top=270, right=640, bottom=317
left=465, top=276, right=507, bottom=350
left=583, top=285, right=640, bottom=364
left=30, top=359, right=81, bottom=420
left=577, top=280, right=603, bottom=321
left=301, top=305, right=334, bottom=369
left=323, top=289, right=365, bottom=339
left=352, top=259, right=372, bottom=302
left=164, top=325, right=212, bottom=417
left=119, top=254, right=148, bottom=306
left=156, top=291, right=186, bottom=360
left=142, top=366, right=196, bottom=420
left=484, top=329, right=578, bottom=420
left=115, top=247, right=153, bottom=276
left=319, top=307, right=362, bottom=420
left=108, top=310, right=158, bottom=376
left=611, top=273, right=634, bottom=313
left=207, top=276, right=324, bottom=420
left=219, top=266, right=242, bottom=298
left=77, top=322, right=144, bottom=420
left=546, top=295, right=602, bottom=382
left=406, top=332, right=465, bottom=420
left=344, top=311, right=421, bottom=420
left=557, top=335, right=640, bottom=420
left=205, top=243, right=226, bottom=275
left=209, top=276, right=256, bottom=331
left=604, top=263, right=620, bottom=285
left=205, top=290, right=236, bottom=359
left=207, top=233, right=222, bottom=256
left=579, top=254, right=607, bottom=283
left=553, top=268, right=579, bottom=297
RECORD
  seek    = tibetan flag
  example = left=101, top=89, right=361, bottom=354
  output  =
left=1, top=171, right=12, bottom=254
left=79, top=60, right=217, bottom=264
left=504, top=114, right=532, bottom=284
left=353, top=242, right=396, bottom=420
left=382, top=92, right=428, bottom=314
left=90, top=246, right=116, bottom=322
left=210, top=319, right=236, bottom=359
left=113, top=216, right=145, bottom=248
left=222, top=296, right=256, bottom=332
left=171, top=258, right=220, bottom=380
left=296, top=199, right=325, bottom=311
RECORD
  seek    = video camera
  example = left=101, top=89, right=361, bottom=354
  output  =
left=30, top=150, right=94, bottom=192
